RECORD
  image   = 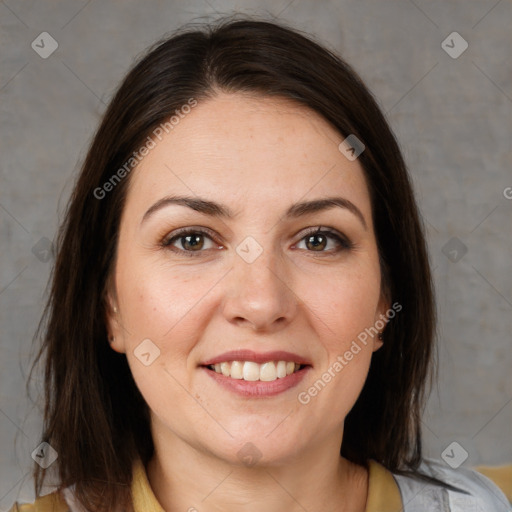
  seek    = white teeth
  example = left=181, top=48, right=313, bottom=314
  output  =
left=220, top=362, right=230, bottom=377
left=209, top=360, right=303, bottom=381
left=243, top=361, right=260, bottom=381
left=259, top=362, right=276, bottom=382
left=230, top=361, right=243, bottom=379
left=276, top=360, right=287, bottom=378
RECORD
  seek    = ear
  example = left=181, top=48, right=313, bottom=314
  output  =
left=105, top=285, right=127, bottom=354
left=372, top=290, right=391, bottom=352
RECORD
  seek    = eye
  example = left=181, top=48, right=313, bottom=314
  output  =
left=294, top=227, right=353, bottom=254
left=161, top=228, right=221, bottom=256
left=161, top=226, right=353, bottom=257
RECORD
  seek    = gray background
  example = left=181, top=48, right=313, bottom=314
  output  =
left=1, top=0, right=511, bottom=508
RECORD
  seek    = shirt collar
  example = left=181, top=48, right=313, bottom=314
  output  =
left=131, top=458, right=165, bottom=512
left=366, top=459, right=403, bottom=511
left=131, top=457, right=402, bottom=512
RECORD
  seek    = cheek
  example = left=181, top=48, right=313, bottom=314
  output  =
left=116, top=254, right=216, bottom=342
left=297, top=262, right=380, bottom=414
left=305, top=260, right=382, bottom=346
left=116, top=262, right=213, bottom=418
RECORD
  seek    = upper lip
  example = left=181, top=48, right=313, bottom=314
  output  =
left=201, top=349, right=311, bottom=366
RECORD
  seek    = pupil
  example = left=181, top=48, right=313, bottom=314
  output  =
left=185, top=234, right=203, bottom=250
left=307, top=234, right=326, bottom=250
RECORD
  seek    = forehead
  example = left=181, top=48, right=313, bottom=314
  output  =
left=126, top=92, right=372, bottom=221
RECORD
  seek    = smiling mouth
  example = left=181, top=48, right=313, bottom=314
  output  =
left=204, top=360, right=308, bottom=382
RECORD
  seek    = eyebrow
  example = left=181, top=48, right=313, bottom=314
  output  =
left=141, top=195, right=367, bottom=229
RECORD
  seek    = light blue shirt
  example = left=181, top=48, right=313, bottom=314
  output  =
left=393, top=458, right=511, bottom=511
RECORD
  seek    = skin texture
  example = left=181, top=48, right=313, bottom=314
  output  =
left=107, top=92, right=389, bottom=512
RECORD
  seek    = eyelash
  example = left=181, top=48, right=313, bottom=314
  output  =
left=161, top=226, right=354, bottom=257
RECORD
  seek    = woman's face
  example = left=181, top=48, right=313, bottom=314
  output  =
left=108, top=92, right=388, bottom=466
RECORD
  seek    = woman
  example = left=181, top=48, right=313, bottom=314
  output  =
left=10, top=16, right=511, bottom=512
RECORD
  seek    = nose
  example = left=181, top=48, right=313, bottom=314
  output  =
left=221, top=243, right=299, bottom=332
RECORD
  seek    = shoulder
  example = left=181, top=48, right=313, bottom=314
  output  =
left=8, top=490, right=70, bottom=512
left=391, top=457, right=512, bottom=511
left=474, top=463, right=512, bottom=504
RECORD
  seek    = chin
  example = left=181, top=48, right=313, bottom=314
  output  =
left=203, top=429, right=306, bottom=468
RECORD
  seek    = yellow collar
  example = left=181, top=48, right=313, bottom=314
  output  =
left=366, top=459, right=403, bottom=511
left=131, top=458, right=165, bottom=511
left=131, top=458, right=402, bottom=512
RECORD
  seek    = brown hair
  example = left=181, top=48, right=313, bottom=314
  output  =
left=30, top=14, right=438, bottom=510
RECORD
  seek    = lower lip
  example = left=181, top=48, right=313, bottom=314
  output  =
left=201, top=366, right=311, bottom=397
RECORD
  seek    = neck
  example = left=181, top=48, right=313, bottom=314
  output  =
left=145, top=422, right=368, bottom=512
